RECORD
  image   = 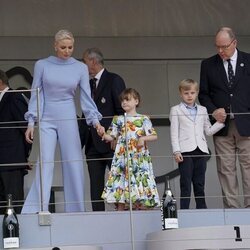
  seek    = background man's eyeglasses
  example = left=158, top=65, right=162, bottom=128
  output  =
left=215, top=40, right=235, bottom=50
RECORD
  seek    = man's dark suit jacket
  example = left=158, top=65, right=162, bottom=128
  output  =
left=80, top=69, right=126, bottom=153
left=199, top=50, right=250, bottom=136
left=0, top=90, right=30, bottom=170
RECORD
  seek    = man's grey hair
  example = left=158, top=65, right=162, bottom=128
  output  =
left=83, top=48, right=104, bottom=66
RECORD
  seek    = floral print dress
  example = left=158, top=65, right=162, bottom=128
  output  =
left=101, top=114, right=160, bottom=208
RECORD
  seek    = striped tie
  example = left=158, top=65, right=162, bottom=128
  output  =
left=227, top=59, right=235, bottom=88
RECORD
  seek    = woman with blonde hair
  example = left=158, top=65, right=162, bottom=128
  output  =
left=22, top=29, right=103, bottom=213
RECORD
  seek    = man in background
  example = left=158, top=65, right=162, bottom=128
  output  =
left=80, top=48, right=126, bottom=211
left=0, top=69, right=31, bottom=213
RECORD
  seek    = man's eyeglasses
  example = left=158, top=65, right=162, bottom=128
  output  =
left=215, top=39, right=235, bottom=50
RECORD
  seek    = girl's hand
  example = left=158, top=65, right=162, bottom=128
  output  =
left=110, top=139, right=117, bottom=150
left=101, top=133, right=107, bottom=142
left=101, top=132, right=114, bottom=143
left=25, top=126, right=34, bottom=144
left=137, top=137, right=145, bottom=149
left=174, top=152, right=183, bottom=163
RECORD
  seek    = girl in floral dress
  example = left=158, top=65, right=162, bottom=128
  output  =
left=101, top=88, right=160, bottom=211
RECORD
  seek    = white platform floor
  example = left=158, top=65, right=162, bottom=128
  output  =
left=2, top=208, right=250, bottom=250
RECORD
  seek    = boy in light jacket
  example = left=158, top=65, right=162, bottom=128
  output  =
left=170, top=79, right=225, bottom=209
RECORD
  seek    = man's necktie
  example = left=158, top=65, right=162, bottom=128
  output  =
left=227, top=59, right=235, bottom=88
left=90, top=78, right=97, bottom=99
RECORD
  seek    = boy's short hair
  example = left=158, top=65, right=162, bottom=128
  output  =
left=179, top=79, right=199, bottom=92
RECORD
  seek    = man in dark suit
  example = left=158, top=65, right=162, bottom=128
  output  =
left=199, top=27, right=250, bottom=208
left=80, top=48, right=126, bottom=211
left=0, top=69, right=31, bottom=214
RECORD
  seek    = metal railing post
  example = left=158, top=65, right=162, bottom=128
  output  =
left=124, top=113, right=135, bottom=250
